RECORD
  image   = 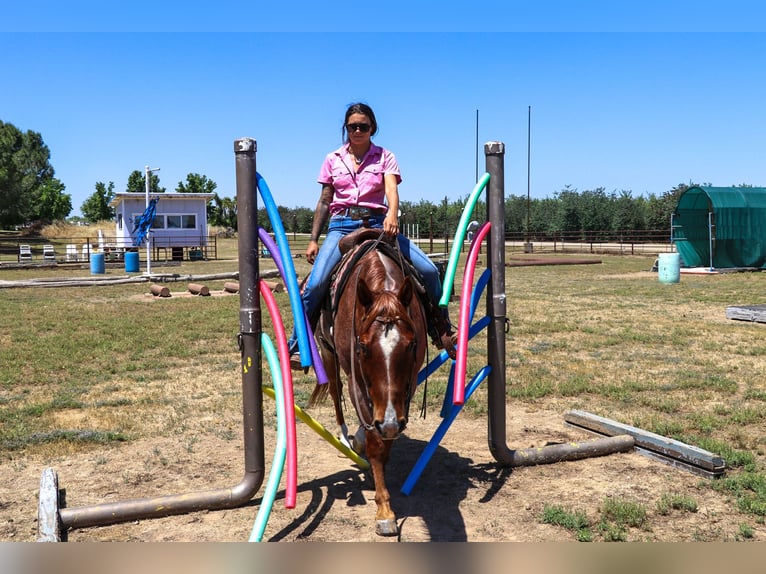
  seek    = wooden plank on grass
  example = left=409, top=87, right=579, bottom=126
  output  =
left=726, top=305, right=766, bottom=323
left=564, top=409, right=725, bottom=476
left=37, top=467, right=61, bottom=542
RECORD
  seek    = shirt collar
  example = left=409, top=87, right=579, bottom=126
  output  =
left=339, top=142, right=382, bottom=162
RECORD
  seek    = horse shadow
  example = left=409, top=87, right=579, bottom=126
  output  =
left=266, top=433, right=513, bottom=542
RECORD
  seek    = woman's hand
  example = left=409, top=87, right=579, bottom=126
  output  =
left=383, top=212, right=399, bottom=236
left=306, top=240, right=319, bottom=264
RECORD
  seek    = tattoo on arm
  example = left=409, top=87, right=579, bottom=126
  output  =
left=310, top=185, right=334, bottom=242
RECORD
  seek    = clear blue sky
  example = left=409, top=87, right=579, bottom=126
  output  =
left=2, top=3, right=765, bottom=216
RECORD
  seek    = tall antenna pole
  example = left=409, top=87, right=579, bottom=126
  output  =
left=475, top=109, right=479, bottom=183
left=526, top=105, right=531, bottom=243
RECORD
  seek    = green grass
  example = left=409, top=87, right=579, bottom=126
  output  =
left=3, top=248, right=766, bottom=538
left=541, top=504, right=593, bottom=542
left=656, top=493, right=699, bottom=515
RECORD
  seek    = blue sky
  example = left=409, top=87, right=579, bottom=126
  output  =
left=2, top=4, right=765, bottom=216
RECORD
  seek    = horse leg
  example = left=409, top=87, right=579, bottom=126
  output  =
left=317, top=344, right=353, bottom=449
left=365, top=431, right=397, bottom=536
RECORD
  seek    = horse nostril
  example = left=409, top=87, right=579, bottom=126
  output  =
left=375, top=419, right=401, bottom=439
left=398, top=419, right=407, bottom=433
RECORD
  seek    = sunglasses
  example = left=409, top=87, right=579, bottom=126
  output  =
left=346, top=123, right=371, bottom=133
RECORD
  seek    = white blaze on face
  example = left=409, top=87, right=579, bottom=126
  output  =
left=379, top=321, right=401, bottom=428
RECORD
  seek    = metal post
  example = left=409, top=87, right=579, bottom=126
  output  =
left=484, top=142, right=511, bottom=464
left=144, top=166, right=154, bottom=276
left=483, top=142, right=634, bottom=467
left=54, top=140, right=265, bottom=534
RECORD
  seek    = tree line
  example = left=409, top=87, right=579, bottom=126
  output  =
left=256, top=185, right=692, bottom=239
left=1, top=119, right=752, bottom=238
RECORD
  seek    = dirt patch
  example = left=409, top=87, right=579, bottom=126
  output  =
left=0, top=401, right=753, bottom=542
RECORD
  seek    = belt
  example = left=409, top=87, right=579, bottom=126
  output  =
left=334, top=207, right=386, bottom=220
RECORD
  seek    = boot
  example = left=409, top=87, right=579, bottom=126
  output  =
left=428, top=302, right=457, bottom=360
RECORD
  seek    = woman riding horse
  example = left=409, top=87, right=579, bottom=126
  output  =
left=286, top=102, right=455, bottom=366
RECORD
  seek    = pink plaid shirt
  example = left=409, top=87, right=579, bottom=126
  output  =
left=317, top=143, right=401, bottom=215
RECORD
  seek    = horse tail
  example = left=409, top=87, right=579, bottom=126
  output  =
left=308, top=380, right=330, bottom=407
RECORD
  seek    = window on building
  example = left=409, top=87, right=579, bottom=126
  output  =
left=166, top=214, right=197, bottom=229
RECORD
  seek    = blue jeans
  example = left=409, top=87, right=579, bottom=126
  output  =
left=287, top=215, right=443, bottom=353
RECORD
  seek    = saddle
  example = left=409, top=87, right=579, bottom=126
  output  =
left=323, top=228, right=456, bottom=359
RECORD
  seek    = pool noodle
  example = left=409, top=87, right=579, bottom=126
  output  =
left=401, top=365, right=492, bottom=496
left=257, top=227, right=328, bottom=385
left=417, top=316, right=490, bottom=385
left=259, top=279, right=297, bottom=509
left=248, top=334, right=286, bottom=542
left=262, top=386, right=370, bottom=470
left=453, top=221, right=491, bottom=405
left=438, top=172, right=490, bottom=307
left=256, top=172, right=311, bottom=367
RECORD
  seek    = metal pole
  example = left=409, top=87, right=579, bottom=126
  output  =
left=526, top=106, right=531, bottom=242
left=708, top=211, right=714, bottom=271
left=475, top=109, right=479, bottom=183
left=484, top=142, right=633, bottom=467
left=484, top=142, right=511, bottom=464
left=57, top=140, right=265, bottom=533
left=144, top=166, right=154, bottom=276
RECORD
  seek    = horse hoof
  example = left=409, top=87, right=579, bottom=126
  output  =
left=375, top=519, right=399, bottom=537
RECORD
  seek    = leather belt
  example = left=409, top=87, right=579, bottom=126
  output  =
left=334, top=207, right=386, bottom=220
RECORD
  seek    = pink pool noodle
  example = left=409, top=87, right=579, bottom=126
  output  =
left=260, top=279, right=297, bottom=509
left=453, top=221, right=491, bottom=405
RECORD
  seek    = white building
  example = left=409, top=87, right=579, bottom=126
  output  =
left=110, top=192, right=215, bottom=259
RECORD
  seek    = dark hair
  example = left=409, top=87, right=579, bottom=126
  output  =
left=342, top=102, right=378, bottom=142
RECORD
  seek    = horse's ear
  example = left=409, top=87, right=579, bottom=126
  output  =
left=357, top=277, right=375, bottom=309
left=398, top=277, right=414, bottom=306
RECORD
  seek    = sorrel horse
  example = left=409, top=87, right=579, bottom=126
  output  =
left=310, top=229, right=427, bottom=536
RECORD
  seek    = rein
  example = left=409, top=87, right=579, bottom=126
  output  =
left=348, top=265, right=376, bottom=432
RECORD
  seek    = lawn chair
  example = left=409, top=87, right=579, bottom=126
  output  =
left=18, top=244, right=32, bottom=262
left=66, top=244, right=78, bottom=262
left=43, top=244, right=56, bottom=262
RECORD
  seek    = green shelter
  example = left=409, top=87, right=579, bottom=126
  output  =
left=672, top=186, right=766, bottom=269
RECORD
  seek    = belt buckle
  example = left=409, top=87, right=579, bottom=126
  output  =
left=349, top=207, right=369, bottom=220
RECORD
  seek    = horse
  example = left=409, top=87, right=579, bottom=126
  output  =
left=310, top=228, right=427, bottom=536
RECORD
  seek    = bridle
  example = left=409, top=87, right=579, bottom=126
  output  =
left=346, top=250, right=419, bottom=438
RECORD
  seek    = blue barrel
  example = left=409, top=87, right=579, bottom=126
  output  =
left=658, top=252, right=680, bottom=284
left=90, top=252, right=105, bottom=275
left=124, top=251, right=140, bottom=273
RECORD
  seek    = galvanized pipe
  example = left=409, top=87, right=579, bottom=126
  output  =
left=59, top=138, right=265, bottom=532
left=484, top=141, right=514, bottom=465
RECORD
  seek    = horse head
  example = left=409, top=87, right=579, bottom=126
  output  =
left=354, top=275, right=421, bottom=440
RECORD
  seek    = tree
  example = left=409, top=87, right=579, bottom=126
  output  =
left=175, top=173, right=217, bottom=195
left=35, top=177, right=72, bottom=222
left=0, top=120, right=71, bottom=227
left=646, top=183, right=689, bottom=230
left=208, top=193, right=237, bottom=229
left=612, top=190, right=646, bottom=232
left=126, top=170, right=166, bottom=194
left=81, top=181, right=115, bottom=223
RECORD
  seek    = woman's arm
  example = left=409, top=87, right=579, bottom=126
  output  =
left=306, top=184, right=334, bottom=263
left=383, top=173, right=400, bottom=236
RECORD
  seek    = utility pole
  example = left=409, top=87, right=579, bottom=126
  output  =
left=525, top=106, right=533, bottom=253
left=144, top=165, right=160, bottom=276
left=475, top=109, right=479, bottom=183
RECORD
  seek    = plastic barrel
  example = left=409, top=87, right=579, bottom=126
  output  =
left=90, top=252, right=105, bottom=275
left=124, top=251, right=140, bottom=273
left=658, top=252, right=680, bottom=284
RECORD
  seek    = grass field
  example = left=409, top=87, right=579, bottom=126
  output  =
left=2, top=241, right=766, bottom=534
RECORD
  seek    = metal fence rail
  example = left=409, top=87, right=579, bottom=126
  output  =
left=0, top=235, right=219, bottom=264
